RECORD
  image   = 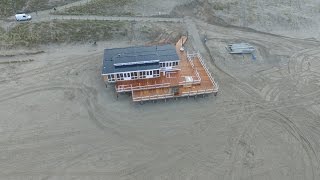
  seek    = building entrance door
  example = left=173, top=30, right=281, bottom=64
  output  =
left=146, top=71, right=153, bottom=78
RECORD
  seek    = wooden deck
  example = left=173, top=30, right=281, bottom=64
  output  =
left=115, top=37, right=199, bottom=92
left=123, top=36, right=218, bottom=102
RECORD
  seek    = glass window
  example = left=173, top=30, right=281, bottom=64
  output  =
left=150, top=71, right=152, bottom=75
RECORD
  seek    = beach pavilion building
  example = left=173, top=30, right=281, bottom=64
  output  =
left=102, top=37, right=218, bottom=102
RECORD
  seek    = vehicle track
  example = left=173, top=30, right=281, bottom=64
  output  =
left=269, top=111, right=319, bottom=180
left=225, top=109, right=319, bottom=180
left=226, top=113, right=260, bottom=180
left=288, top=48, right=320, bottom=75
left=0, top=52, right=101, bottom=85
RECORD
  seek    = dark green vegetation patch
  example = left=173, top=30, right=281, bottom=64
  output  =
left=1, top=20, right=128, bottom=47
left=57, top=0, right=135, bottom=16
left=0, top=0, right=79, bottom=17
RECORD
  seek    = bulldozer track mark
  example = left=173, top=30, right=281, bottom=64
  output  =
left=0, top=53, right=100, bottom=84
left=226, top=110, right=320, bottom=180
left=288, top=48, right=320, bottom=75
left=269, top=111, right=319, bottom=180
left=226, top=113, right=260, bottom=180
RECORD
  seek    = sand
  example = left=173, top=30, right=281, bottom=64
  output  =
left=0, top=1, right=320, bottom=180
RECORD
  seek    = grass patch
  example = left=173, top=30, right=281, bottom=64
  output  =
left=212, top=2, right=227, bottom=11
left=27, top=0, right=80, bottom=12
left=0, top=27, right=8, bottom=46
left=56, top=0, right=135, bottom=16
left=2, top=20, right=128, bottom=47
left=0, top=0, right=26, bottom=17
left=0, top=0, right=80, bottom=17
left=0, top=27, right=5, bottom=34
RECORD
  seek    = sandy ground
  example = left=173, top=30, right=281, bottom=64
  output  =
left=1, top=23, right=320, bottom=180
left=1, top=1, right=320, bottom=180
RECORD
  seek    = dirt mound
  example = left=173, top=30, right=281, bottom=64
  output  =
left=172, top=0, right=320, bottom=39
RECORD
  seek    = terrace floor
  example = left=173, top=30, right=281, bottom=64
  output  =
left=116, top=36, right=218, bottom=102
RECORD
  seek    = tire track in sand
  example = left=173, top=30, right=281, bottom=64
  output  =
left=225, top=110, right=319, bottom=180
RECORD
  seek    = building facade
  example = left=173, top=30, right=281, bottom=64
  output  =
left=102, top=44, right=180, bottom=83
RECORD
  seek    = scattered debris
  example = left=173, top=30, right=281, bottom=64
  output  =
left=226, top=43, right=255, bottom=54
left=0, top=59, right=34, bottom=64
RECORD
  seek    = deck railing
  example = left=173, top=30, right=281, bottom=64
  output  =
left=181, top=88, right=214, bottom=96
left=132, top=88, right=215, bottom=102
left=116, top=51, right=213, bottom=93
left=116, top=71, right=201, bottom=92
left=132, top=93, right=174, bottom=102
left=185, top=53, right=202, bottom=83
left=187, top=52, right=219, bottom=92
left=116, top=83, right=171, bottom=92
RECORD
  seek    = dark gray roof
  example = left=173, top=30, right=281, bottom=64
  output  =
left=102, top=44, right=179, bottom=74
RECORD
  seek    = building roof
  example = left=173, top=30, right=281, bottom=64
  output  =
left=102, top=44, right=179, bottom=74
